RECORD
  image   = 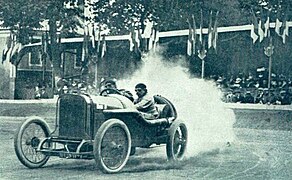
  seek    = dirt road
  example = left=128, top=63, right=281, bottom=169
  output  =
left=1, top=116, right=292, bottom=180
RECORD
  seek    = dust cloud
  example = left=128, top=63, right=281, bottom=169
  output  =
left=118, top=47, right=236, bottom=157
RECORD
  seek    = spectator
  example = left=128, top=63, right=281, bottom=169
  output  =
left=231, top=89, right=244, bottom=103
left=255, top=88, right=264, bottom=104
left=279, top=90, right=291, bottom=105
left=242, top=91, right=254, bottom=103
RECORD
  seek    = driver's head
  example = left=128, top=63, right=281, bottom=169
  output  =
left=104, top=79, right=117, bottom=89
left=135, top=83, right=147, bottom=98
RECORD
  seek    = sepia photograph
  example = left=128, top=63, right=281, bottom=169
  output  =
left=0, top=0, right=292, bottom=179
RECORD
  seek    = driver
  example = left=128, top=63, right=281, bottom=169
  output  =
left=102, top=79, right=134, bottom=101
left=133, top=83, right=159, bottom=120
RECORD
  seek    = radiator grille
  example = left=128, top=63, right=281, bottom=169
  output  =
left=58, top=95, right=88, bottom=138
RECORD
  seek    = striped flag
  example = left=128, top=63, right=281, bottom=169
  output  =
left=250, top=9, right=259, bottom=43
left=96, top=27, right=101, bottom=55
left=275, top=7, right=282, bottom=36
left=258, top=20, right=264, bottom=42
left=81, top=26, right=90, bottom=62
left=136, top=27, right=142, bottom=49
left=208, top=11, right=213, bottom=49
left=281, top=14, right=288, bottom=44
left=192, top=15, right=196, bottom=55
left=264, top=10, right=270, bottom=37
left=280, top=8, right=289, bottom=44
left=10, top=42, right=22, bottom=64
left=187, top=18, right=193, bottom=56
left=2, top=33, right=13, bottom=63
left=212, top=11, right=219, bottom=51
left=148, top=29, right=154, bottom=50
left=101, top=35, right=106, bottom=58
left=129, top=31, right=134, bottom=51
left=275, top=18, right=282, bottom=36
left=153, top=30, right=159, bottom=51
left=4, top=33, right=18, bottom=63
left=258, top=7, right=265, bottom=42
left=91, top=24, right=96, bottom=49
left=199, top=10, right=203, bottom=45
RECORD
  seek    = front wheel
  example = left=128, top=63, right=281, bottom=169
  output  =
left=14, top=117, right=51, bottom=168
left=166, top=121, right=188, bottom=161
left=93, top=119, right=131, bottom=173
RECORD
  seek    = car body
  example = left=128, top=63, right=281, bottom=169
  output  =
left=14, top=91, right=188, bottom=173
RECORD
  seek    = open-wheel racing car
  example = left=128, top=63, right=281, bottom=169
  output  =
left=14, top=89, right=188, bottom=173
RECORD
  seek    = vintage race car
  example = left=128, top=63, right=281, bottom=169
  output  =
left=14, top=89, right=188, bottom=173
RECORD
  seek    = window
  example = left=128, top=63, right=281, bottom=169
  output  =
left=61, top=49, right=80, bottom=69
left=28, top=49, right=42, bottom=66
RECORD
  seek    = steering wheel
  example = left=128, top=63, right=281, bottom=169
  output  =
left=100, top=88, right=122, bottom=96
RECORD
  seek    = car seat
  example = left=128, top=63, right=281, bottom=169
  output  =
left=153, top=95, right=177, bottom=119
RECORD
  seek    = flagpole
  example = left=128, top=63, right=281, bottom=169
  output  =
left=268, top=54, right=272, bottom=89
left=264, top=35, right=274, bottom=92
left=201, top=59, right=205, bottom=79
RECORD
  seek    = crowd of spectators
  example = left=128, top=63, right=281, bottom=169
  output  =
left=213, top=68, right=292, bottom=105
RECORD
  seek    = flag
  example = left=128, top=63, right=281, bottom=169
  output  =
left=135, top=30, right=140, bottom=48
left=197, top=9, right=205, bottom=58
left=187, top=18, right=193, bottom=56
left=198, top=38, right=207, bottom=60
left=258, top=20, right=264, bottom=42
left=212, top=11, right=219, bottom=51
left=264, top=10, right=270, bottom=37
left=250, top=9, right=259, bottom=43
left=275, top=18, right=282, bottom=36
left=41, top=32, right=49, bottom=56
left=4, top=33, right=17, bottom=63
left=81, top=26, right=89, bottom=62
left=129, top=32, right=134, bottom=51
left=192, top=15, right=196, bottom=55
left=208, top=11, right=213, bottom=49
left=281, top=15, right=288, bottom=43
left=40, top=32, right=48, bottom=67
left=153, top=30, right=159, bottom=51
left=258, top=7, right=265, bottom=42
left=2, top=33, right=13, bottom=63
left=137, top=27, right=143, bottom=48
left=199, top=10, right=203, bottom=44
left=275, top=7, right=282, bottom=36
left=129, top=26, right=135, bottom=51
left=96, top=27, right=101, bottom=55
left=101, top=35, right=106, bottom=58
left=148, top=29, right=154, bottom=50
left=10, top=42, right=22, bottom=64
left=91, top=24, right=96, bottom=49
left=280, top=8, right=289, bottom=44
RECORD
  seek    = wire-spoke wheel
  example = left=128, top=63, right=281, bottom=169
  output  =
left=14, top=117, right=51, bottom=168
left=166, top=121, right=188, bottom=161
left=93, top=119, right=131, bottom=173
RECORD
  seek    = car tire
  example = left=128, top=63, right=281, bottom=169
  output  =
left=93, top=118, right=131, bottom=173
left=166, top=120, right=188, bottom=161
left=14, top=116, right=51, bottom=168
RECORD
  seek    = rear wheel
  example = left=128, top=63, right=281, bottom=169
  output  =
left=93, top=119, right=131, bottom=173
left=14, top=117, right=51, bottom=168
left=166, top=121, right=188, bottom=161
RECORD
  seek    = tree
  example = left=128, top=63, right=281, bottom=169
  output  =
left=0, top=0, right=82, bottom=78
